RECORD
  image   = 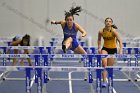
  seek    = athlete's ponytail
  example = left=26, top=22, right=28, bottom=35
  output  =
left=21, top=34, right=30, bottom=46
left=65, top=6, right=82, bottom=20
left=105, top=17, right=118, bottom=29
left=112, top=24, right=118, bottom=29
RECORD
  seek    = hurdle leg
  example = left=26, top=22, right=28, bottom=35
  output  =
left=127, top=48, right=132, bottom=67
left=0, top=70, right=8, bottom=80
left=134, top=54, right=140, bottom=82
left=47, top=54, right=53, bottom=79
left=43, top=55, right=49, bottom=82
left=134, top=48, right=139, bottom=81
left=42, top=70, right=48, bottom=93
left=43, top=56, right=49, bottom=93
left=3, top=47, right=7, bottom=66
left=80, top=55, right=88, bottom=81
left=1, top=47, right=11, bottom=80
left=88, top=55, right=93, bottom=83
left=127, top=58, right=132, bottom=66
left=83, top=57, right=88, bottom=81
left=123, top=48, right=127, bottom=63
left=128, top=57, right=133, bottom=81
left=26, top=68, right=31, bottom=93
left=134, top=48, right=139, bottom=66
left=35, top=55, right=40, bottom=66
left=68, top=72, right=73, bottom=93
left=46, top=47, right=51, bottom=54
left=36, top=68, right=43, bottom=93
left=135, top=57, right=138, bottom=66
left=96, top=69, right=102, bottom=93
left=97, top=55, right=101, bottom=67
left=35, top=55, right=39, bottom=83
left=134, top=58, right=139, bottom=81
left=107, top=68, right=113, bottom=93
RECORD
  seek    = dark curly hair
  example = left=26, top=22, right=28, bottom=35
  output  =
left=20, top=34, right=30, bottom=46
left=65, top=6, right=82, bottom=20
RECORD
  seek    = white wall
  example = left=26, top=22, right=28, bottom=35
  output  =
left=0, top=0, right=140, bottom=46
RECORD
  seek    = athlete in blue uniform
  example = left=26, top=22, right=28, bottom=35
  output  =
left=51, top=6, right=87, bottom=54
left=10, top=34, right=32, bottom=66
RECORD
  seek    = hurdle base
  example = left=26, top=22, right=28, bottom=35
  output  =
left=3, top=78, right=34, bottom=81
left=134, top=79, right=140, bottom=82
left=3, top=77, right=88, bottom=81
left=84, top=78, right=87, bottom=81
left=2, top=77, right=6, bottom=81
left=7, top=77, right=137, bottom=82
left=47, top=77, right=50, bottom=81
left=134, top=79, right=137, bottom=82
left=128, top=79, right=131, bottom=82
left=49, top=78, right=85, bottom=81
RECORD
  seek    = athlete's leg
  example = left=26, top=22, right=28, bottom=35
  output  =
left=73, top=45, right=87, bottom=54
left=101, top=50, right=108, bottom=83
left=73, top=45, right=87, bottom=80
left=107, top=58, right=114, bottom=66
left=12, top=49, right=18, bottom=66
left=107, top=48, right=116, bottom=66
left=62, top=37, right=73, bottom=53
left=20, top=58, right=24, bottom=66
left=27, top=58, right=32, bottom=66
left=24, top=49, right=32, bottom=66
left=63, top=37, right=73, bottom=49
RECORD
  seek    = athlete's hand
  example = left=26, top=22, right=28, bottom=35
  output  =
left=51, top=20, right=56, bottom=24
left=98, top=49, right=101, bottom=54
left=81, top=33, right=86, bottom=37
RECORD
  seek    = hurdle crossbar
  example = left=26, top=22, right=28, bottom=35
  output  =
left=1, top=66, right=140, bottom=93
left=0, top=66, right=140, bottom=72
left=0, top=54, right=140, bottom=58
left=0, top=46, right=140, bottom=50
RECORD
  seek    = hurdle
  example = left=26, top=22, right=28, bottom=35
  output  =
left=0, top=50, right=138, bottom=81
left=123, top=41, right=140, bottom=47
left=0, top=46, right=89, bottom=82
left=0, top=42, right=140, bottom=61
left=0, top=54, right=140, bottom=93
left=0, top=38, right=13, bottom=80
left=0, top=46, right=53, bottom=83
left=0, top=37, right=12, bottom=46
left=1, top=46, right=140, bottom=80
left=82, top=46, right=140, bottom=66
left=0, top=46, right=57, bottom=66
left=50, top=37, right=87, bottom=48
left=0, top=65, right=140, bottom=93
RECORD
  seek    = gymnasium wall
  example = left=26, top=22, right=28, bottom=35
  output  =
left=0, top=0, right=140, bottom=46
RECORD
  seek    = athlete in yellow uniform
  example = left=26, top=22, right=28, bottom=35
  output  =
left=98, top=17, right=123, bottom=87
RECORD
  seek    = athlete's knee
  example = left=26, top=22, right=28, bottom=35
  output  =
left=107, top=58, right=114, bottom=66
left=102, top=61, right=107, bottom=67
left=24, top=49, right=29, bottom=54
left=14, top=49, right=18, bottom=54
left=83, top=50, right=87, bottom=54
left=102, top=64, right=107, bottom=67
left=64, top=37, right=73, bottom=44
left=68, top=37, right=73, bottom=42
left=107, top=61, right=114, bottom=66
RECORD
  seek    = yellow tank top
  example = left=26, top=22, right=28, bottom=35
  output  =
left=102, top=28, right=117, bottom=48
